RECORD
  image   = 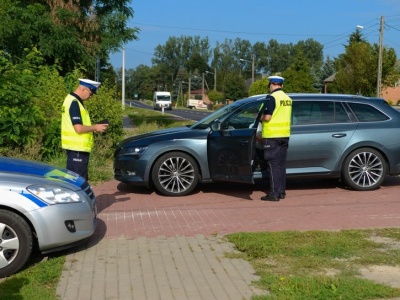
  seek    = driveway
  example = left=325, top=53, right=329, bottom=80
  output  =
left=94, top=176, right=400, bottom=239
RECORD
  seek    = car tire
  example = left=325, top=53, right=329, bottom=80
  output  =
left=0, top=210, right=33, bottom=278
left=152, top=152, right=199, bottom=196
left=342, top=148, right=386, bottom=191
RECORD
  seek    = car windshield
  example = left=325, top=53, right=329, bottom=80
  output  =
left=190, top=101, right=244, bottom=130
left=157, top=96, right=170, bottom=100
left=190, top=95, right=267, bottom=130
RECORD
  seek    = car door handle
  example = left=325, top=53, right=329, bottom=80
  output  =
left=332, top=133, right=347, bottom=138
left=240, top=140, right=249, bottom=144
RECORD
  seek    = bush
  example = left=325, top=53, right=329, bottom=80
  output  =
left=0, top=50, right=45, bottom=151
left=248, top=78, right=269, bottom=96
left=85, top=82, right=124, bottom=152
left=0, top=49, right=124, bottom=162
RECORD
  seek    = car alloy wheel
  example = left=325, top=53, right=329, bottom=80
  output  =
left=342, top=148, right=386, bottom=191
left=152, top=152, right=199, bottom=196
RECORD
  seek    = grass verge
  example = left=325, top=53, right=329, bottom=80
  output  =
left=226, top=228, right=400, bottom=299
left=0, top=254, right=64, bottom=300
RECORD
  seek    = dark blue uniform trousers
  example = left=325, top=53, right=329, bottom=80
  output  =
left=263, top=138, right=289, bottom=197
left=66, top=150, right=90, bottom=180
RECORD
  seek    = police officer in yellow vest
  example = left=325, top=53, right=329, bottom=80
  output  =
left=260, top=76, right=292, bottom=201
left=61, top=79, right=108, bottom=180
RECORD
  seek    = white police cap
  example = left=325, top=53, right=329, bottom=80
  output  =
left=79, top=78, right=101, bottom=94
left=268, top=76, right=284, bottom=84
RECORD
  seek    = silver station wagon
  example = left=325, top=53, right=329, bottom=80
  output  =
left=0, top=157, right=97, bottom=277
left=114, top=93, right=400, bottom=196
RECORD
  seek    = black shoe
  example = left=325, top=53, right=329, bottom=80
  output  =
left=279, top=193, right=286, bottom=199
left=261, top=194, right=280, bottom=201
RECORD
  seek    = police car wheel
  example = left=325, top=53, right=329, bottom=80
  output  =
left=152, top=152, right=199, bottom=196
left=0, top=210, right=33, bottom=278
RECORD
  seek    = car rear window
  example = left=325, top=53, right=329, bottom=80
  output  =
left=347, top=102, right=390, bottom=122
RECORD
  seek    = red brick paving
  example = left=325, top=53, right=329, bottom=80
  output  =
left=92, top=177, right=400, bottom=239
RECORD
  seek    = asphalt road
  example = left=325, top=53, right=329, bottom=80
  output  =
left=125, top=100, right=212, bottom=121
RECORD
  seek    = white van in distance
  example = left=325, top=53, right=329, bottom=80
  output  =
left=153, top=91, right=172, bottom=110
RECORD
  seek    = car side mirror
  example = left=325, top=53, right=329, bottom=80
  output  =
left=210, top=120, right=221, bottom=131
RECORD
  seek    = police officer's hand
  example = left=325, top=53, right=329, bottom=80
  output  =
left=94, top=123, right=109, bottom=133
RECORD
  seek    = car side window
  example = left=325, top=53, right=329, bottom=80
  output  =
left=292, top=101, right=351, bottom=125
left=293, top=101, right=331, bottom=125
left=347, top=103, right=390, bottom=122
left=222, top=102, right=260, bottom=129
left=335, top=102, right=352, bottom=123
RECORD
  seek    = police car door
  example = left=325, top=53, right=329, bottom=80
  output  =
left=207, top=100, right=262, bottom=183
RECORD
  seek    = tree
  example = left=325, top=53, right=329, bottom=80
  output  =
left=376, top=46, right=400, bottom=89
left=334, top=39, right=377, bottom=95
left=266, top=39, right=292, bottom=74
left=333, top=30, right=399, bottom=96
left=152, top=35, right=211, bottom=90
left=319, top=56, right=336, bottom=92
left=0, top=0, right=139, bottom=76
left=282, top=51, right=317, bottom=93
left=223, top=72, right=247, bottom=100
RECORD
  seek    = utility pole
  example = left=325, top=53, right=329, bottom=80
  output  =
left=240, top=56, right=255, bottom=84
left=205, top=69, right=217, bottom=91
left=377, top=16, right=384, bottom=98
left=187, top=72, right=191, bottom=108
left=122, top=47, right=125, bottom=108
left=213, top=68, right=217, bottom=91
left=202, top=72, right=205, bottom=102
left=251, top=54, right=255, bottom=84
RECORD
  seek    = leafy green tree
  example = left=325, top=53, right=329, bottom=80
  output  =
left=223, top=72, right=247, bottom=100
left=319, top=56, right=336, bottom=92
left=0, top=0, right=139, bottom=76
left=377, top=46, right=400, bottom=89
left=334, top=30, right=399, bottom=96
left=152, top=36, right=211, bottom=89
left=266, top=39, right=292, bottom=74
left=293, top=39, right=324, bottom=71
left=282, top=51, right=317, bottom=93
left=334, top=40, right=376, bottom=95
left=187, top=52, right=209, bottom=74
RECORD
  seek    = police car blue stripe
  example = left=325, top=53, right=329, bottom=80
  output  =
left=21, top=192, right=48, bottom=207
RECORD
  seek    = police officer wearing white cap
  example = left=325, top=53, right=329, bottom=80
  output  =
left=260, top=75, right=292, bottom=201
left=61, top=78, right=109, bottom=180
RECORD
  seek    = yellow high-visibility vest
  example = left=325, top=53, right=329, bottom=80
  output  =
left=61, top=95, right=94, bottom=152
left=262, top=90, right=292, bottom=138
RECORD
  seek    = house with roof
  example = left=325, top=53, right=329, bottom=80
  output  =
left=323, top=73, right=400, bottom=105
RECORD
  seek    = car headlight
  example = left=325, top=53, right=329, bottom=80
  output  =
left=119, top=146, right=148, bottom=157
left=27, top=185, right=82, bottom=204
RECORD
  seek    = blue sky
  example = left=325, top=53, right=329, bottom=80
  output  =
left=110, top=0, right=400, bottom=70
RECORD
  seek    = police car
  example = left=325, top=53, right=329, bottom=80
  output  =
left=0, top=156, right=97, bottom=278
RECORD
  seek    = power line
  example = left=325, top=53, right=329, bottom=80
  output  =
left=132, top=22, right=352, bottom=38
left=124, top=47, right=154, bottom=56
